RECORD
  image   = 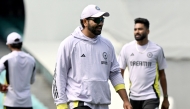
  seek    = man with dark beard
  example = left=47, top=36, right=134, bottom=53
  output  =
left=52, top=4, right=132, bottom=109
left=118, top=18, right=170, bottom=109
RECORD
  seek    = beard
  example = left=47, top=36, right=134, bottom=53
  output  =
left=134, top=33, right=147, bottom=41
left=88, top=23, right=102, bottom=36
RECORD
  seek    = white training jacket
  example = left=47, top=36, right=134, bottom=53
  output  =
left=52, top=26, right=125, bottom=106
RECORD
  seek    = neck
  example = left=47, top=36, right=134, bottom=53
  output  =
left=11, top=49, right=21, bottom=51
left=82, top=28, right=96, bottom=38
left=136, top=38, right=148, bottom=45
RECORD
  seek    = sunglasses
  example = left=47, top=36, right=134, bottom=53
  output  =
left=86, top=17, right=104, bottom=24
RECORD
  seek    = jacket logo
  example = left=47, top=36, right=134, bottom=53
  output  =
left=81, top=54, right=85, bottom=57
left=101, top=52, right=108, bottom=65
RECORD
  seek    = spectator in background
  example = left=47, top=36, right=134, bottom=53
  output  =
left=0, top=32, right=36, bottom=109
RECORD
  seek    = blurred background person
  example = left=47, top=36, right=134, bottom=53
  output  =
left=0, top=32, right=36, bottom=109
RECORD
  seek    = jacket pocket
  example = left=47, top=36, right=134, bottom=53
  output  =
left=79, top=80, right=111, bottom=104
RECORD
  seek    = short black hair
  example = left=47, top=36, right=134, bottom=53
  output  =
left=134, top=18, right=149, bottom=29
left=10, top=42, right=22, bottom=49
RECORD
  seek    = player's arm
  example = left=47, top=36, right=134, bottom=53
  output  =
left=117, top=89, right=132, bottom=109
left=157, top=47, right=169, bottom=109
left=159, top=69, right=169, bottom=109
left=121, top=69, right=125, bottom=78
left=52, top=40, right=71, bottom=109
left=0, top=57, right=8, bottom=93
left=159, top=69, right=168, bottom=98
left=118, top=45, right=128, bottom=78
left=0, top=57, right=6, bottom=73
left=109, top=71, right=132, bottom=109
left=109, top=46, right=132, bottom=109
left=30, top=63, right=36, bottom=84
left=157, top=48, right=168, bottom=98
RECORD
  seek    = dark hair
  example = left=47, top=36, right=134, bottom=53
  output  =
left=80, top=19, right=85, bottom=28
left=10, top=42, right=22, bottom=49
left=134, top=18, right=149, bottom=29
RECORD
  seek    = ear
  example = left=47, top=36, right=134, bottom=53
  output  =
left=7, top=44, right=11, bottom=48
left=7, top=44, right=12, bottom=49
left=83, top=19, right=88, bottom=27
left=147, top=29, right=150, bottom=34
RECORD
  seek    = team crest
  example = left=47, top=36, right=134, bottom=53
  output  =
left=147, top=52, right=153, bottom=58
left=101, top=52, right=108, bottom=65
left=102, top=52, right=107, bottom=60
left=95, top=6, right=100, bottom=10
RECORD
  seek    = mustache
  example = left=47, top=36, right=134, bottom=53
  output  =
left=96, top=26, right=102, bottom=29
left=135, top=33, right=141, bottom=36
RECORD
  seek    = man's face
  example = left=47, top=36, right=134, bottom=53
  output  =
left=87, top=17, right=104, bottom=35
left=134, top=23, right=149, bottom=41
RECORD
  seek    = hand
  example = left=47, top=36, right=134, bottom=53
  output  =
left=123, top=101, right=133, bottom=109
left=161, top=98, right=169, bottom=109
left=0, top=84, right=8, bottom=93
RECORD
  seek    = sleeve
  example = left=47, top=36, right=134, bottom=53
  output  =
left=109, top=45, right=125, bottom=91
left=117, top=46, right=127, bottom=70
left=0, top=57, right=6, bottom=73
left=30, top=61, right=36, bottom=84
left=57, top=103, right=68, bottom=109
left=52, top=40, right=71, bottom=106
left=157, top=47, right=167, bottom=70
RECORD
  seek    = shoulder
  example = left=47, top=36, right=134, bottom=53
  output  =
left=98, top=36, right=115, bottom=52
left=121, top=40, right=136, bottom=50
left=0, top=53, right=12, bottom=64
left=99, top=36, right=113, bottom=46
left=99, top=36, right=118, bottom=51
left=59, top=35, right=79, bottom=49
left=22, top=52, right=36, bottom=63
left=28, top=54, right=35, bottom=62
left=149, top=41, right=164, bottom=52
